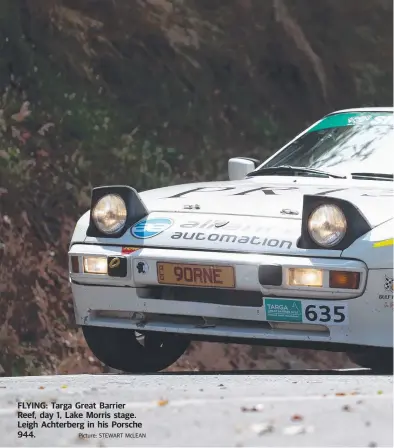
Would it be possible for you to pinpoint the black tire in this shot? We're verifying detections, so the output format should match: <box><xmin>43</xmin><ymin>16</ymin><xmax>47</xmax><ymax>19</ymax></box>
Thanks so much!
<box><xmin>82</xmin><ymin>326</ymin><xmax>190</xmax><ymax>373</ymax></box>
<box><xmin>347</xmin><ymin>348</ymin><xmax>393</xmax><ymax>374</ymax></box>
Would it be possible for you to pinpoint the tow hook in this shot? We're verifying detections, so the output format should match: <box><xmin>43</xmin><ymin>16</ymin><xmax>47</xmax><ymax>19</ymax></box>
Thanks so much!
<box><xmin>196</xmin><ymin>317</ymin><xmax>216</xmax><ymax>328</ymax></box>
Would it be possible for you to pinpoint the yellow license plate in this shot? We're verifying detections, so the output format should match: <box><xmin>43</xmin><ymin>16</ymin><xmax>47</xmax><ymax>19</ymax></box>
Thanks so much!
<box><xmin>157</xmin><ymin>262</ymin><xmax>235</xmax><ymax>288</ymax></box>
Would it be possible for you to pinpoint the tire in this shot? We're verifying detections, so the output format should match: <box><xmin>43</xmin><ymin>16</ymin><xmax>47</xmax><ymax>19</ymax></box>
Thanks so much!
<box><xmin>347</xmin><ymin>348</ymin><xmax>393</xmax><ymax>374</ymax></box>
<box><xmin>82</xmin><ymin>326</ymin><xmax>190</xmax><ymax>373</ymax></box>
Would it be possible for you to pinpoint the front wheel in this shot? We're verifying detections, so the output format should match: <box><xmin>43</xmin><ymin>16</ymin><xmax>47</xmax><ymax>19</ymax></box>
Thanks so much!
<box><xmin>82</xmin><ymin>326</ymin><xmax>190</xmax><ymax>373</ymax></box>
<box><xmin>347</xmin><ymin>348</ymin><xmax>393</xmax><ymax>374</ymax></box>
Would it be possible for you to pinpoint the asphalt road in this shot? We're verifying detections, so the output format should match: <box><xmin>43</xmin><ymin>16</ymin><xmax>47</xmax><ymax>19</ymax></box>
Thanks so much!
<box><xmin>0</xmin><ymin>370</ymin><xmax>392</xmax><ymax>447</ymax></box>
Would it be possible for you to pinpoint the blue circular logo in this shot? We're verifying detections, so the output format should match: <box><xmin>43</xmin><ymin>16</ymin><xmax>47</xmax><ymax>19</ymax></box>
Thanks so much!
<box><xmin>131</xmin><ymin>217</ymin><xmax>173</xmax><ymax>239</ymax></box>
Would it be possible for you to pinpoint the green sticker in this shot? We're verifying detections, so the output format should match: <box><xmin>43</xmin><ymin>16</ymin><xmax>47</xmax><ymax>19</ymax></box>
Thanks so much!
<box><xmin>264</xmin><ymin>298</ymin><xmax>302</xmax><ymax>323</ymax></box>
<box><xmin>309</xmin><ymin>112</ymin><xmax>393</xmax><ymax>132</ymax></box>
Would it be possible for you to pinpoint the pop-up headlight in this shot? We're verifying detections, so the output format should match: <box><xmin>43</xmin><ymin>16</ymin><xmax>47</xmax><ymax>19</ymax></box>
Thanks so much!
<box><xmin>92</xmin><ymin>194</ymin><xmax>127</xmax><ymax>235</ymax></box>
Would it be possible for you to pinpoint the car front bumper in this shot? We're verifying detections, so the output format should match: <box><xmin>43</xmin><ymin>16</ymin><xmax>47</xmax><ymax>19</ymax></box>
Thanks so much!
<box><xmin>68</xmin><ymin>244</ymin><xmax>393</xmax><ymax>349</ymax></box>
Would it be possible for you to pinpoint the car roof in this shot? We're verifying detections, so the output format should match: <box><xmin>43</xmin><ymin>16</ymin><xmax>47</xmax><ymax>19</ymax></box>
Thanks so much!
<box><xmin>327</xmin><ymin>107</ymin><xmax>393</xmax><ymax>116</ymax></box>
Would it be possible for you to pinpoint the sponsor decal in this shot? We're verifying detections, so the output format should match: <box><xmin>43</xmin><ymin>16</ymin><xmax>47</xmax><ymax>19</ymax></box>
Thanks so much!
<box><xmin>264</xmin><ymin>298</ymin><xmax>348</xmax><ymax>325</ymax></box>
<box><xmin>168</xmin><ymin>219</ymin><xmax>293</xmax><ymax>249</ymax></box>
<box><xmin>171</xmin><ymin>231</ymin><xmax>292</xmax><ymax>249</ymax></box>
<box><xmin>183</xmin><ymin>204</ymin><xmax>201</xmax><ymax>210</ymax></box>
<box><xmin>131</xmin><ymin>217</ymin><xmax>173</xmax><ymax>239</ymax></box>
<box><xmin>347</xmin><ymin>115</ymin><xmax>373</xmax><ymax>125</ymax></box>
<box><xmin>179</xmin><ymin>219</ymin><xmax>274</xmax><ymax>233</ymax></box>
<box><xmin>165</xmin><ymin>184</ymin><xmax>392</xmax><ymax>199</ymax></box>
<box><xmin>136</xmin><ymin>261</ymin><xmax>149</xmax><ymax>274</ymax></box>
<box><xmin>122</xmin><ymin>246</ymin><xmax>140</xmax><ymax>254</ymax></box>
<box><xmin>280</xmin><ymin>208</ymin><xmax>299</xmax><ymax>216</ymax></box>
<box><xmin>265</xmin><ymin>299</ymin><xmax>302</xmax><ymax>323</ymax></box>
<box><xmin>362</xmin><ymin>192</ymin><xmax>394</xmax><ymax>197</ymax></box>
<box><xmin>309</xmin><ymin>112</ymin><xmax>393</xmax><ymax>132</ymax></box>
<box><xmin>378</xmin><ymin>275</ymin><xmax>393</xmax><ymax>300</ymax></box>
<box><xmin>384</xmin><ymin>275</ymin><xmax>393</xmax><ymax>292</ymax></box>
<box><xmin>373</xmin><ymin>238</ymin><xmax>394</xmax><ymax>248</ymax></box>
<box><xmin>214</xmin><ymin>220</ymin><xmax>229</xmax><ymax>228</ymax></box>
<box><xmin>166</xmin><ymin>186</ymin><xmax>301</xmax><ymax>198</ymax></box>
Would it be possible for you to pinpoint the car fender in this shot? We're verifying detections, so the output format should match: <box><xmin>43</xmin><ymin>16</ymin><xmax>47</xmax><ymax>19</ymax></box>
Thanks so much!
<box><xmin>342</xmin><ymin>218</ymin><xmax>394</xmax><ymax>269</ymax></box>
<box><xmin>70</xmin><ymin>210</ymin><xmax>90</xmax><ymax>247</ymax></box>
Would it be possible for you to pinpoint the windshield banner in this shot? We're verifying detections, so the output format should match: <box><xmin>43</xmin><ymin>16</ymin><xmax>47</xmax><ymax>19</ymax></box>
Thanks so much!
<box><xmin>310</xmin><ymin>112</ymin><xmax>393</xmax><ymax>132</ymax></box>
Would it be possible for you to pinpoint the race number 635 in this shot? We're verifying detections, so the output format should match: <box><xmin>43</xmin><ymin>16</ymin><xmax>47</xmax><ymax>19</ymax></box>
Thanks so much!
<box><xmin>303</xmin><ymin>304</ymin><xmax>348</xmax><ymax>325</ymax></box>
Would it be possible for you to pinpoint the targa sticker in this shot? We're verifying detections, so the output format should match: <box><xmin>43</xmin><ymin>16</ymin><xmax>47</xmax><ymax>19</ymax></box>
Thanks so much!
<box><xmin>131</xmin><ymin>217</ymin><xmax>173</xmax><ymax>239</ymax></box>
<box><xmin>265</xmin><ymin>299</ymin><xmax>302</xmax><ymax>323</ymax></box>
<box><xmin>264</xmin><ymin>298</ymin><xmax>349</xmax><ymax>325</ymax></box>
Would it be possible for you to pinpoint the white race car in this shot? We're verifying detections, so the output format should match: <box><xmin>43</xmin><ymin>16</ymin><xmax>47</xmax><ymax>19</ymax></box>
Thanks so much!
<box><xmin>69</xmin><ymin>108</ymin><xmax>394</xmax><ymax>373</ymax></box>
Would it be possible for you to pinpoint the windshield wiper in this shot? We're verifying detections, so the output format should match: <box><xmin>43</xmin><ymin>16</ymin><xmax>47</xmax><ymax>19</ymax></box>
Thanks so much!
<box><xmin>247</xmin><ymin>165</ymin><xmax>346</xmax><ymax>179</ymax></box>
<box><xmin>351</xmin><ymin>172</ymin><xmax>393</xmax><ymax>181</ymax></box>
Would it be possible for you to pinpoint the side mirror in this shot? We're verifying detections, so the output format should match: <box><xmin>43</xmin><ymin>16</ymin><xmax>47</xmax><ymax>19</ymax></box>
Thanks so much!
<box><xmin>228</xmin><ymin>157</ymin><xmax>261</xmax><ymax>181</ymax></box>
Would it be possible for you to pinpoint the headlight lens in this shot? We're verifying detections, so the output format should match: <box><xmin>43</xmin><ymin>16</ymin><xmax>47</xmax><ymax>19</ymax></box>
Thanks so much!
<box><xmin>83</xmin><ymin>256</ymin><xmax>108</xmax><ymax>274</ymax></box>
<box><xmin>308</xmin><ymin>204</ymin><xmax>347</xmax><ymax>247</ymax></box>
<box><xmin>288</xmin><ymin>268</ymin><xmax>323</xmax><ymax>287</ymax></box>
<box><xmin>92</xmin><ymin>194</ymin><xmax>127</xmax><ymax>234</ymax></box>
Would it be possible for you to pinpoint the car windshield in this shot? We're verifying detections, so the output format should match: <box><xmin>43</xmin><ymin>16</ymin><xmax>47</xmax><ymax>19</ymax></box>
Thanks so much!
<box><xmin>261</xmin><ymin>111</ymin><xmax>394</xmax><ymax>176</ymax></box>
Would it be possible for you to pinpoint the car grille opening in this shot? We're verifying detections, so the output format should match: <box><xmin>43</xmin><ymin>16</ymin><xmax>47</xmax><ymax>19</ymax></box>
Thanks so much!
<box><xmin>139</xmin><ymin>286</ymin><xmax>263</xmax><ymax>307</ymax></box>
